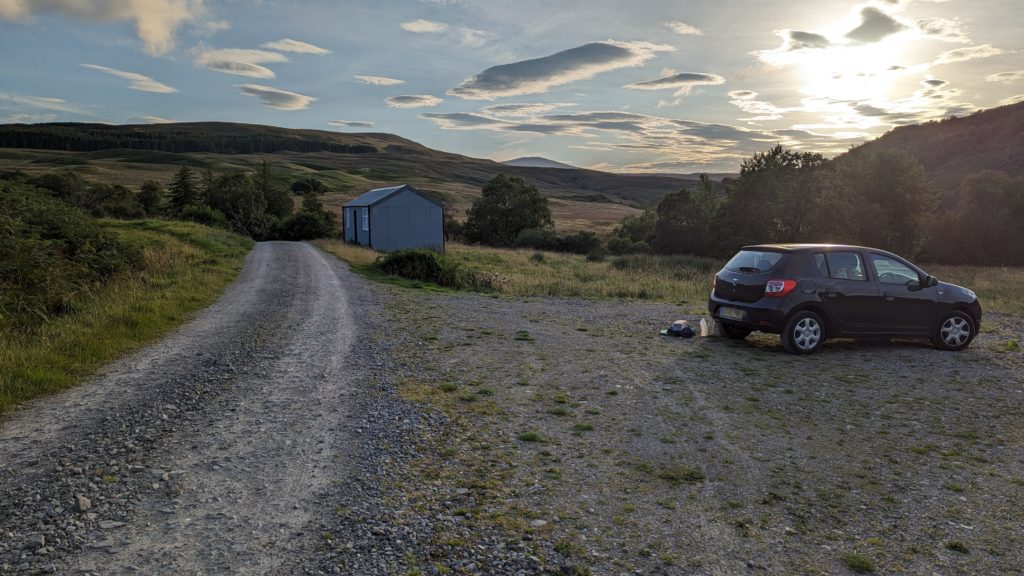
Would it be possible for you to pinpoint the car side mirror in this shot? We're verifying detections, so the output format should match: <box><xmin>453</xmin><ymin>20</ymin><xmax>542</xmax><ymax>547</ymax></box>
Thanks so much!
<box><xmin>925</xmin><ymin>275</ymin><xmax>938</xmax><ymax>287</ymax></box>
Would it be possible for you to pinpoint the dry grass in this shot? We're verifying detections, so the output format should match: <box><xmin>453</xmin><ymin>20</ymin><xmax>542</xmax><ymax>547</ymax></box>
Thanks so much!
<box><xmin>926</xmin><ymin>264</ymin><xmax>1024</xmax><ymax>316</ymax></box>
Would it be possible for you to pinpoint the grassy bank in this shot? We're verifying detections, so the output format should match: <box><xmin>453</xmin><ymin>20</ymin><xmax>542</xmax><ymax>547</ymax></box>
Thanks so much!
<box><xmin>316</xmin><ymin>240</ymin><xmax>718</xmax><ymax>307</ymax></box>
<box><xmin>317</xmin><ymin>241</ymin><xmax>1024</xmax><ymax>316</ymax></box>
<box><xmin>0</xmin><ymin>220</ymin><xmax>252</xmax><ymax>413</ymax></box>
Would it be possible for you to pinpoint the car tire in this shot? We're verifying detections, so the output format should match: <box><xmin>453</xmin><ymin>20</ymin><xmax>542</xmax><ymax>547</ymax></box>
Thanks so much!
<box><xmin>722</xmin><ymin>324</ymin><xmax>752</xmax><ymax>340</ymax></box>
<box><xmin>932</xmin><ymin>310</ymin><xmax>976</xmax><ymax>351</ymax></box>
<box><xmin>781</xmin><ymin>311</ymin><xmax>825</xmax><ymax>355</ymax></box>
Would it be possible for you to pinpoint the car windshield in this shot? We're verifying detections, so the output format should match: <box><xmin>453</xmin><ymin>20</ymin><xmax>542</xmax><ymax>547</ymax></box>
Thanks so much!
<box><xmin>724</xmin><ymin>250</ymin><xmax>784</xmax><ymax>273</ymax></box>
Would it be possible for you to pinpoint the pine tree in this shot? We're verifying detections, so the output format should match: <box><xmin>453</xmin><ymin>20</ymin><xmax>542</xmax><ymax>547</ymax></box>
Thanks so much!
<box><xmin>167</xmin><ymin>166</ymin><xmax>197</xmax><ymax>216</ymax></box>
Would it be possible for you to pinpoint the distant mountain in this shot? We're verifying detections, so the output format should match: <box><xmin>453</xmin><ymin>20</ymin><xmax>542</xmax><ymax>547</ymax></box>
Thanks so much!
<box><xmin>839</xmin><ymin>101</ymin><xmax>1024</xmax><ymax>197</ymax></box>
<box><xmin>502</xmin><ymin>156</ymin><xmax>575</xmax><ymax>170</ymax></box>
<box><xmin>0</xmin><ymin>122</ymin><xmax>696</xmax><ymax>208</ymax></box>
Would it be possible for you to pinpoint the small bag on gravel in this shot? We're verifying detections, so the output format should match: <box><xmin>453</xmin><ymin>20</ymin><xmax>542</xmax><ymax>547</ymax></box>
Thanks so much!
<box><xmin>660</xmin><ymin>320</ymin><xmax>694</xmax><ymax>338</ymax></box>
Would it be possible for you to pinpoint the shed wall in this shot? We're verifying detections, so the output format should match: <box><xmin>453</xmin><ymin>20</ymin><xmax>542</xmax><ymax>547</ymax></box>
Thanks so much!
<box><xmin>370</xmin><ymin>189</ymin><xmax>444</xmax><ymax>251</ymax></box>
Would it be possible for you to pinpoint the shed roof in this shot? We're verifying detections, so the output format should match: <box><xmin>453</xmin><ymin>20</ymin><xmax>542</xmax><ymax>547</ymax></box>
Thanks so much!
<box><xmin>344</xmin><ymin>184</ymin><xmax>443</xmax><ymax>208</ymax></box>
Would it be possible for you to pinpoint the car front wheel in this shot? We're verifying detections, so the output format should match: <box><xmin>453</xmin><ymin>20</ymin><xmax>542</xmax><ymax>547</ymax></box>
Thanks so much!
<box><xmin>932</xmin><ymin>311</ymin><xmax>976</xmax><ymax>351</ymax></box>
<box><xmin>781</xmin><ymin>311</ymin><xmax>824</xmax><ymax>355</ymax></box>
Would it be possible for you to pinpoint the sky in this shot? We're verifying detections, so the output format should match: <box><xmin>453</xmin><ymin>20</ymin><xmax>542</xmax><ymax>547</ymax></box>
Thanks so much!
<box><xmin>1</xmin><ymin>0</ymin><xmax>1022</xmax><ymax>173</ymax></box>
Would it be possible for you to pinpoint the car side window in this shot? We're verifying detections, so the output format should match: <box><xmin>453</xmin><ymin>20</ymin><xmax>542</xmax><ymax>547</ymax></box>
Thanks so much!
<box><xmin>869</xmin><ymin>254</ymin><xmax>920</xmax><ymax>285</ymax></box>
<box><xmin>825</xmin><ymin>252</ymin><xmax>866</xmax><ymax>281</ymax></box>
<box><xmin>813</xmin><ymin>253</ymin><xmax>828</xmax><ymax>277</ymax></box>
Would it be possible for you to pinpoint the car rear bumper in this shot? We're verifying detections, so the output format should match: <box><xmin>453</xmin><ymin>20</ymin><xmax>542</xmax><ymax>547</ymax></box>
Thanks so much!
<box><xmin>708</xmin><ymin>292</ymin><xmax>788</xmax><ymax>333</ymax></box>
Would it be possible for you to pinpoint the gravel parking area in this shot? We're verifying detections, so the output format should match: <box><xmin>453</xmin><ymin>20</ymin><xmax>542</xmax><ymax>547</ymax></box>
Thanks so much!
<box><xmin>381</xmin><ymin>288</ymin><xmax>1024</xmax><ymax>575</ymax></box>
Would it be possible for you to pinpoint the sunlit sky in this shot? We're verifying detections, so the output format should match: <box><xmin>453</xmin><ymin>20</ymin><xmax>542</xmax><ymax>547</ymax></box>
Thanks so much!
<box><xmin>1</xmin><ymin>0</ymin><xmax>1022</xmax><ymax>172</ymax></box>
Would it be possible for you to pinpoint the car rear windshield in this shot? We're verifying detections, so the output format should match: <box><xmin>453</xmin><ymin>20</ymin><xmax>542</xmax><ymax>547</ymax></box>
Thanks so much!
<box><xmin>724</xmin><ymin>250</ymin><xmax>785</xmax><ymax>273</ymax></box>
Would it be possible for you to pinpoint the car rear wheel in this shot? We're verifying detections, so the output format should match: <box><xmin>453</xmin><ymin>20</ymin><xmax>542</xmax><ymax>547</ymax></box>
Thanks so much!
<box><xmin>781</xmin><ymin>311</ymin><xmax>824</xmax><ymax>355</ymax></box>
<box><xmin>722</xmin><ymin>324</ymin><xmax>752</xmax><ymax>340</ymax></box>
<box><xmin>932</xmin><ymin>311</ymin><xmax>976</xmax><ymax>351</ymax></box>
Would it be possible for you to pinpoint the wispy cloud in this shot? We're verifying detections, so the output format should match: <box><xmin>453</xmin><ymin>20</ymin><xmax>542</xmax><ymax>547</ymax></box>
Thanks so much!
<box><xmin>933</xmin><ymin>43</ymin><xmax>1004</xmax><ymax>65</ymax></box>
<box><xmin>0</xmin><ymin>92</ymin><xmax>91</xmax><ymax>115</ymax></box>
<box><xmin>998</xmin><ymin>94</ymin><xmax>1024</xmax><ymax>106</ymax></box>
<box><xmin>234</xmin><ymin>84</ymin><xmax>316</xmax><ymax>110</ymax></box>
<box><xmin>664</xmin><ymin>21</ymin><xmax>703</xmax><ymax>36</ymax></box>
<box><xmin>328</xmin><ymin>120</ymin><xmax>375</xmax><ymax>128</ymax></box>
<box><xmin>137</xmin><ymin>115</ymin><xmax>174</xmax><ymax>124</ymax></box>
<box><xmin>0</xmin><ymin>0</ymin><xmax>210</xmax><ymax>56</ymax></box>
<box><xmin>386</xmin><ymin>94</ymin><xmax>444</xmax><ymax>108</ymax></box>
<box><xmin>624</xmin><ymin>72</ymin><xmax>725</xmax><ymax>96</ymax></box>
<box><xmin>479</xmin><ymin>103</ymin><xmax>576</xmax><ymax>117</ymax></box>
<box><xmin>727</xmin><ymin>90</ymin><xmax>800</xmax><ymax>121</ymax></box>
<box><xmin>986</xmin><ymin>70</ymin><xmax>1024</xmax><ymax>84</ymax></box>
<box><xmin>1</xmin><ymin>113</ymin><xmax>58</xmax><ymax>123</ymax></box>
<box><xmin>916</xmin><ymin>17</ymin><xmax>969</xmax><ymax>43</ymax></box>
<box><xmin>354</xmin><ymin>75</ymin><xmax>405</xmax><ymax>86</ymax></box>
<box><xmin>261</xmin><ymin>38</ymin><xmax>331</xmax><ymax>55</ymax></box>
<box><xmin>401</xmin><ymin>19</ymin><xmax>447</xmax><ymax>33</ymax></box>
<box><xmin>80</xmin><ymin>64</ymin><xmax>177</xmax><ymax>93</ymax></box>
<box><xmin>449</xmin><ymin>40</ymin><xmax>674</xmax><ymax>100</ymax></box>
<box><xmin>194</xmin><ymin>48</ymin><xmax>288</xmax><ymax>79</ymax></box>
<box><xmin>754</xmin><ymin>30</ymin><xmax>832</xmax><ymax>65</ymax></box>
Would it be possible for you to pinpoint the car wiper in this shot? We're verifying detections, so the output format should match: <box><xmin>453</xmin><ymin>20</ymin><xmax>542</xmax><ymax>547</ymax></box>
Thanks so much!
<box><xmin>738</xmin><ymin>266</ymin><xmax>760</xmax><ymax>273</ymax></box>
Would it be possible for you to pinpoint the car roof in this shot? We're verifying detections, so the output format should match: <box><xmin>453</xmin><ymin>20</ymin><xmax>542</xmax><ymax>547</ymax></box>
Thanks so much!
<box><xmin>744</xmin><ymin>243</ymin><xmax>876</xmax><ymax>253</ymax></box>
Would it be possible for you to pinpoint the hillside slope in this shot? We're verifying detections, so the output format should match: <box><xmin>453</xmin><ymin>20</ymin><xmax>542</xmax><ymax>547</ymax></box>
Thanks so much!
<box><xmin>0</xmin><ymin>122</ymin><xmax>694</xmax><ymax>208</ymax></box>
<box><xmin>839</xmin><ymin>101</ymin><xmax>1024</xmax><ymax>196</ymax></box>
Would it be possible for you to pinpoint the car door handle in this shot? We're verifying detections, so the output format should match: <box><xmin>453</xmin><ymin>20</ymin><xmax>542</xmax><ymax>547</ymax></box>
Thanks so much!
<box><xmin>882</xmin><ymin>291</ymin><xmax>895</xmax><ymax>301</ymax></box>
<box><xmin>822</xmin><ymin>289</ymin><xmax>839</xmax><ymax>298</ymax></box>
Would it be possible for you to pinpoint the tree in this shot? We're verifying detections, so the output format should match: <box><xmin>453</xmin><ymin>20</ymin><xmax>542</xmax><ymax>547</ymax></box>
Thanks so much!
<box><xmin>949</xmin><ymin>170</ymin><xmax>1024</xmax><ymax>264</ymax></box>
<box><xmin>205</xmin><ymin>173</ymin><xmax>271</xmax><ymax>238</ymax></box>
<box><xmin>652</xmin><ymin>174</ymin><xmax>721</xmax><ymax>255</ymax></box>
<box><xmin>255</xmin><ymin>161</ymin><xmax>293</xmax><ymax>219</ymax></box>
<box><xmin>167</xmin><ymin>165</ymin><xmax>198</xmax><ymax>216</ymax></box>
<box><xmin>138</xmin><ymin>180</ymin><xmax>163</xmax><ymax>215</ymax></box>
<box><xmin>273</xmin><ymin>191</ymin><xmax>338</xmax><ymax>240</ymax></box>
<box><xmin>291</xmin><ymin>177</ymin><xmax>326</xmax><ymax>194</ymax></box>
<box><xmin>464</xmin><ymin>174</ymin><xmax>553</xmax><ymax>247</ymax></box>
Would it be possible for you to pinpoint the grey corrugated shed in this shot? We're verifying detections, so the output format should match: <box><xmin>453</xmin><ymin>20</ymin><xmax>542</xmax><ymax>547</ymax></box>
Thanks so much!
<box><xmin>344</xmin><ymin>184</ymin><xmax>442</xmax><ymax>208</ymax></box>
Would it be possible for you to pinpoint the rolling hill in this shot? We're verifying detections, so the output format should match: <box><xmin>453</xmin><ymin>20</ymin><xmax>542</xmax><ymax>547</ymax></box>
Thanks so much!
<box><xmin>502</xmin><ymin>156</ymin><xmax>576</xmax><ymax>170</ymax></box>
<box><xmin>837</xmin><ymin>101</ymin><xmax>1024</xmax><ymax>197</ymax></box>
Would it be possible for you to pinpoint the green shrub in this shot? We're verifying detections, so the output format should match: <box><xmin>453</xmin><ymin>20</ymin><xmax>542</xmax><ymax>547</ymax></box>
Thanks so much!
<box><xmin>273</xmin><ymin>211</ymin><xmax>335</xmax><ymax>240</ymax></box>
<box><xmin>841</xmin><ymin>552</ymin><xmax>875</xmax><ymax>573</ymax></box>
<box><xmin>377</xmin><ymin>249</ymin><xmax>494</xmax><ymax>291</ymax></box>
<box><xmin>179</xmin><ymin>204</ymin><xmax>227</xmax><ymax>228</ymax></box>
<box><xmin>0</xmin><ymin>181</ymin><xmax>141</xmax><ymax>325</ymax></box>
<box><xmin>514</xmin><ymin>227</ymin><xmax>558</xmax><ymax>251</ymax></box>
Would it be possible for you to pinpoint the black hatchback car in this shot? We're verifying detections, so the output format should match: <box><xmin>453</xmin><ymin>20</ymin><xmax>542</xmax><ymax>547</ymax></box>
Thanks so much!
<box><xmin>708</xmin><ymin>244</ymin><xmax>982</xmax><ymax>354</ymax></box>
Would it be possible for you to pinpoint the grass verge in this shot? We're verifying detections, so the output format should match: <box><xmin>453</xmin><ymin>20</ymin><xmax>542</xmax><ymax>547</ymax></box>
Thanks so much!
<box><xmin>0</xmin><ymin>219</ymin><xmax>252</xmax><ymax>413</ymax></box>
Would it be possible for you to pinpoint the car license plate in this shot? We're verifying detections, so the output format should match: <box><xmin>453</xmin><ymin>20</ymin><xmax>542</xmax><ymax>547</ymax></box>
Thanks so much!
<box><xmin>719</xmin><ymin>307</ymin><xmax>746</xmax><ymax>321</ymax></box>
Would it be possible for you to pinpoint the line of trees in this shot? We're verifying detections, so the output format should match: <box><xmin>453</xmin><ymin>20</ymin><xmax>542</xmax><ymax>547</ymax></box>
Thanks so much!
<box><xmin>0</xmin><ymin>124</ymin><xmax>378</xmax><ymax>155</ymax></box>
<box><xmin>613</xmin><ymin>144</ymin><xmax>1023</xmax><ymax>265</ymax></box>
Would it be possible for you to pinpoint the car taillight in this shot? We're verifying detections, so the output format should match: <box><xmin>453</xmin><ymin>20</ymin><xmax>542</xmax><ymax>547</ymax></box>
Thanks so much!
<box><xmin>765</xmin><ymin>279</ymin><xmax>797</xmax><ymax>297</ymax></box>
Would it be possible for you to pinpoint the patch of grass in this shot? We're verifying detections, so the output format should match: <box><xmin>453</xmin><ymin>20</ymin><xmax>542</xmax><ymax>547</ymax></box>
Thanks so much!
<box><xmin>945</xmin><ymin>541</ymin><xmax>969</xmax><ymax>554</ymax></box>
<box><xmin>514</xmin><ymin>330</ymin><xmax>535</xmax><ymax>342</ymax></box>
<box><xmin>517</xmin><ymin>431</ymin><xmax>545</xmax><ymax>443</ymax></box>
<box><xmin>656</xmin><ymin>464</ymin><xmax>705</xmax><ymax>484</ymax></box>
<box><xmin>943</xmin><ymin>482</ymin><xmax>965</xmax><ymax>492</ymax></box>
<box><xmin>547</xmin><ymin>407</ymin><xmax>569</xmax><ymax>417</ymax></box>
<box><xmin>841</xmin><ymin>552</ymin><xmax>875</xmax><ymax>573</ymax></box>
<box><xmin>439</xmin><ymin>383</ymin><xmax>459</xmax><ymax>393</ymax></box>
<box><xmin>572</xmin><ymin>422</ymin><xmax>594</xmax><ymax>432</ymax></box>
<box><xmin>0</xmin><ymin>220</ymin><xmax>251</xmax><ymax>414</ymax></box>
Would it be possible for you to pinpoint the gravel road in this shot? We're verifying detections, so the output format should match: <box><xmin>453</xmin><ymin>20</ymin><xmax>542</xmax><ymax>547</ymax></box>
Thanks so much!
<box><xmin>0</xmin><ymin>242</ymin><xmax>441</xmax><ymax>575</ymax></box>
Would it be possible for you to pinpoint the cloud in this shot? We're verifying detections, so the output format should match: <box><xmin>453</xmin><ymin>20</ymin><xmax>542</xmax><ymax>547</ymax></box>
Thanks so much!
<box><xmin>845</xmin><ymin>6</ymin><xmax>908</xmax><ymax>43</ymax></box>
<box><xmin>624</xmin><ymin>72</ymin><xmax>725</xmax><ymax>96</ymax></box>
<box><xmin>234</xmin><ymin>84</ymin><xmax>316</xmax><ymax>110</ymax></box>
<box><xmin>457</xmin><ymin>27</ymin><xmax>489</xmax><ymax>47</ymax></box>
<box><xmin>916</xmin><ymin>17</ymin><xmax>969</xmax><ymax>43</ymax></box>
<box><xmin>986</xmin><ymin>70</ymin><xmax>1024</xmax><ymax>84</ymax></box>
<box><xmin>385</xmin><ymin>94</ymin><xmax>444</xmax><ymax>108</ymax></box>
<box><xmin>0</xmin><ymin>0</ymin><xmax>209</xmax><ymax>56</ymax></box>
<box><xmin>401</xmin><ymin>19</ymin><xmax>447</xmax><ymax>33</ymax></box>
<box><xmin>664</xmin><ymin>20</ymin><xmax>703</xmax><ymax>36</ymax></box>
<box><xmin>419</xmin><ymin>112</ymin><xmax>508</xmax><ymax>130</ymax></box>
<box><xmin>754</xmin><ymin>30</ymin><xmax>831</xmax><ymax>65</ymax></box>
<box><xmin>727</xmin><ymin>90</ymin><xmax>800</xmax><ymax>120</ymax></box>
<box><xmin>353</xmin><ymin>75</ymin><xmax>405</xmax><ymax>86</ymax></box>
<box><xmin>933</xmin><ymin>44</ymin><xmax>1003</xmax><ymax>65</ymax></box>
<box><xmin>479</xmin><ymin>102</ymin><xmax>575</xmax><ymax>117</ymax></box>
<box><xmin>328</xmin><ymin>120</ymin><xmax>375</xmax><ymax>128</ymax></box>
<box><xmin>194</xmin><ymin>47</ymin><xmax>288</xmax><ymax>79</ymax></box>
<box><xmin>80</xmin><ymin>64</ymin><xmax>177</xmax><ymax>93</ymax></box>
<box><xmin>0</xmin><ymin>92</ymin><xmax>91</xmax><ymax>115</ymax></box>
<box><xmin>1</xmin><ymin>113</ymin><xmax>58</xmax><ymax>123</ymax></box>
<box><xmin>137</xmin><ymin>115</ymin><xmax>174</xmax><ymax>123</ymax></box>
<box><xmin>998</xmin><ymin>94</ymin><xmax>1024</xmax><ymax>106</ymax></box>
<box><xmin>260</xmin><ymin>38</ymin><xmax>331</xmax><ymax>55</ymax></box>
<box><xmin>449</xmin><ymin>40</ymin><xmax>674</xmax><ymax>100</ymax></box>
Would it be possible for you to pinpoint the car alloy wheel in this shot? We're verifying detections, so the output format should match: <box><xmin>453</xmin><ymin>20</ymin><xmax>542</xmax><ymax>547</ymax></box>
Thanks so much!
<box><xmin>933</xmin><ymin>311</ymin><xmax>975</xmax><ymax>351</ymax></box>
<box><xmin>782</xmin><ymin>310</ymin><xmax>825</xmax><ymax>355</ymax></box>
